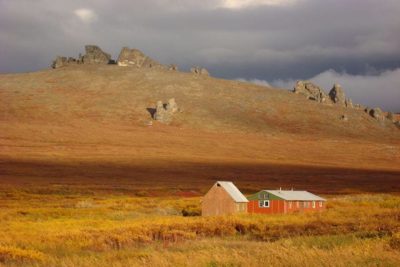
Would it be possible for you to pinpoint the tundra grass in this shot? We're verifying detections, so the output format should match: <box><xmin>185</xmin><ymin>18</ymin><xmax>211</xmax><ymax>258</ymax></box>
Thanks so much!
<box><xmin>0</xmin><ymin>191</ymin><xmax>399</xmax><ymax>266</ymax></box>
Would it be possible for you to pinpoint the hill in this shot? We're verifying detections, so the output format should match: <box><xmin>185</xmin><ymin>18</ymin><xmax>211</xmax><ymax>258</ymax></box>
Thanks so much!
<box><xmin>0</xmin><ymin>63</ymin><xmax>399</xmax><ymax>194</ymax></box>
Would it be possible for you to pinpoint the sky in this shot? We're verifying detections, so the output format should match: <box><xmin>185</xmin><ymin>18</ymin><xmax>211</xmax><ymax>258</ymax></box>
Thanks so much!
<box><xmin>0</xmin><ymin>0</ymin><xmax>399</xmax><ymax>111</ymax></box>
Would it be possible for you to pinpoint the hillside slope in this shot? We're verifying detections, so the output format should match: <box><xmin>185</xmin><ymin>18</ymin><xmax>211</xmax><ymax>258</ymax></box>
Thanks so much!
<box><xmin>0</xmin><ymin>65</ymin><xmax>399</xmax><ymax>193</ymax></box>
<box><xmin>1</xmin><ymin>65</ymin><xmax>398</xmax><ymax>138</ymax></box>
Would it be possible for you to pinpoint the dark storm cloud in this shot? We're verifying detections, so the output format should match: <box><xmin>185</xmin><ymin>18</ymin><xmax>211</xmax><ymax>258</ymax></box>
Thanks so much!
<box><xmin>0</xmin><ymin>0</ymin><xmax>399</xmax><ymax>110</ymax></box>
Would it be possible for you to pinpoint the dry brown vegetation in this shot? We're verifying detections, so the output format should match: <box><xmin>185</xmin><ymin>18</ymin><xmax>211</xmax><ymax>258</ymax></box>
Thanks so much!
<box><xmin>0</xmin><ymin>65</ymin><xmax>399</xmax><ymax>266</ymax></box>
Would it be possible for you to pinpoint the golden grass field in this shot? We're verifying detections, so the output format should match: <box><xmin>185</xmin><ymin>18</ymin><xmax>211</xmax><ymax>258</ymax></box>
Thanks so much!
<box><xmin>0</xmin><ymin>191</ymin><xmax>399</xmax><ymax>266</ymax></box>
<box><xmin>0</xmin><ymin>65</ymin><xmax>399</xmax><ymax>266</ymax></box>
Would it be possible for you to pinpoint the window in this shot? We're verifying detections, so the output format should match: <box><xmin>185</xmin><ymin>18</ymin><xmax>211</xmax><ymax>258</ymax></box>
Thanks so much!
<box><xmin>289</xmin><ymin>201</ymin><xmax>292</xmax><ymax>209</ymax></box>
<box><xmin>296</xmin><ymin>201</ymin><xmax>299</xmax><ymax>208</ymax></box>
<box><xmin>319</xmin><ymin>201</ymin><xmax>323</xmax><ymax>208</ymax></box>
<box><xmin>304</xmin><ymin>201</ymin><xmax>309</xmax><ymax>208</ymax></box>
<box><xmin>259</xmin><ymin>200</ymin><xmax>270</xmax><ymax>208</ymax></box>
<box><xmin>312</xmin><ymin>201</ymin><xmax>316</xmax><ymax>208</ymax></box>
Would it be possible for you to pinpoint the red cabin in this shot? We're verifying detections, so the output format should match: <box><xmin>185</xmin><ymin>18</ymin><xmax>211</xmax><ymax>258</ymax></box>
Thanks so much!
<box><xmin>247</xmin><ymin>189</ymin><xmax>326</xmax><ymax>214</ymax></box>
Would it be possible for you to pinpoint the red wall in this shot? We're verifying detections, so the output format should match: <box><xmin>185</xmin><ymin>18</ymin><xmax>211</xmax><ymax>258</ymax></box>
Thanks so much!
<box><xmin>248</xmin><ymin>200</ymin><xmax>285</xmax><ymax>214</ymax></box>
<box><xmin>248</xmin><ymin>200</ymin><xmax>325</xmax><ymax>214</ymax></box>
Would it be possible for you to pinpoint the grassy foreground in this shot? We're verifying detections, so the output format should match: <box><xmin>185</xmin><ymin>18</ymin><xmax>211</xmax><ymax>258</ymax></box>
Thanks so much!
<box><xmin>0</xmin><ymin>189</ymin><xmax>399</xmax><ymax>266</ymax></box>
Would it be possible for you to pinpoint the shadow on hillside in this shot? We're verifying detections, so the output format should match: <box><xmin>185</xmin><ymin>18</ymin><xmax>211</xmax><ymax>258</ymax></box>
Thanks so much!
<box><xmin>1</xmin><ymin>158</ymin><xmax>400</xmax><ymax>195</ymax></box>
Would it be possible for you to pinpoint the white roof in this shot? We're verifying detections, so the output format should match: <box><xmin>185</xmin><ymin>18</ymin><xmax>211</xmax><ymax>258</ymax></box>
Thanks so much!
<box><xmin>216</xmin><ymin>181</ymin><xmax>248</xmax><ymax>202</ymax></box>
<box><xmin>265</xmin><ymin>190</ymin><xmax>326</xmax><ymax>201</ymax></box>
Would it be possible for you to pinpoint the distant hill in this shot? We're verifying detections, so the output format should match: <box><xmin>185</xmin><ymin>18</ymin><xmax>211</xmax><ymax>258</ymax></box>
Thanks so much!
<box><xmin>0</xmin><ymin>65</ymin><xmax>398</xmax><ymax>138</ymax></box>
<box><xmin>0</xmin><ymin>62</ymin><xmax>399</xmax><ymax>192</ymax></box>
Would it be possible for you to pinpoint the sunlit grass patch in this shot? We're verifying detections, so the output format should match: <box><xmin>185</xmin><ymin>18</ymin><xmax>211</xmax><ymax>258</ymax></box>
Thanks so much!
<box><xmin>0</xmin><ymin>246</ymin><xmax>46</xmax><ymax>264</ymax></box>
<box><xmin>0</xmin><ymin>190</ymin><xmax>399</xmax><ymax>266</ymax></box>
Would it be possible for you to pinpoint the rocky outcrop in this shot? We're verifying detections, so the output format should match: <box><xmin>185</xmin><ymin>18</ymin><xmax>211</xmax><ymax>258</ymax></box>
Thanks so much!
<box><xmin>290</xmin><ymin>80</ymin><xmax>396</xmax><ymax>127</ymax></box>
<box><xmin>52</xmin><ymin>56</ymin><xmax>68</xmax><ymax>69</ymax></box>
<box><xmin>329</xmin><ymin>83</ymin><xmax>346</xmax><ymax>106</ymax></box>
<box><xmin>51</xmin><ymin>45</ymin><xmax>111</xmax><ymax>68</ymax></box>
<box><xmin>82</xmin><ymin>45</ymin><xmax>111</xmax><ymax>64</ymax></box>
<box><xmin>293</xmin><ymin>81</ymin><xmax>330</xmax><ymax>103</ymax></box>
<box><xmin>52</xmin><ymin>56</ymin><xmax>82</xmax><ymax>69</ymax></box>
<box><xmin>293</xmin><ymin>81</ymin><xmax>358</xmax><ymax>109</ymax></box>
<box><xmin>117</xmin><ymin>47</ymin><xmax>163</xmax><ymax>68</ymax></box>
<box><xmin>191</xmin><ymin>66</ymin><xmax>209</xmax><ymax>76</ymax></box>
<box><xmin>153</xmin><ymin>98</ymin><xmax>179</xmax><ymax>123</ymax></box>
<box><xmin>51</xmin><ymin>45</ymin><xmax>177</xmax><ymax>70</ymax></box>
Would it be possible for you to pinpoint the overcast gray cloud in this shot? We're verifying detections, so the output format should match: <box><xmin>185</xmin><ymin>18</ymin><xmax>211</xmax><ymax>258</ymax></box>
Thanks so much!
<box><xmin>0</xmin><ymin>0</ymin><xmax>399</xmax><ymax>110</ymax></box>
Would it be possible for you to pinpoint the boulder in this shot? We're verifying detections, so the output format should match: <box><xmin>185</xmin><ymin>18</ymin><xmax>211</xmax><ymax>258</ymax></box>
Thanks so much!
<box><xmin>67</xmin><ymin>57</ymin><xmax>77</xmax><ymax>63</ymax></box>
<box><xmin>166</xmin><ymin>98</ymin><xmax>179</xmax><ymax>113</ymax></box>
<box><xmin>355</xmin><ymin>104</ymin><xmax>366</xmax><ymax>110</ymax></box>
<box><xmin>117</xmin><ymin>47</ymin><xmax>163</xmax><ymax>68</ymax></box>
<box><xmin>369</xmin><ymin>108</ymin><xmax>385</xmax><ymax>121</ymax></box>
<box><xmin>329</xmin><ymin>83</ymin><xmax>346</xmax><ymax>106</ymax></box>
<box><xmin>154</xmin><ymin>101</ymin><xmax>168</xmax><ymax>122</ymax></box>
<box><xmin>293</xmin><ymin>81</ymin><xmax>330</xmax><ymax>103</ymax></box>
<box><xmin>168</xmin><ymin>64</ymin><xmax>178</xmax><ymax>71</ymax></box>
<box><xmin>82</xmin><ymin>45</ymin><xmax>111</xmax><ymax>64</ymax></box>
<box><xmin>345</xmin><ymin>98</ymin><xmax>353</xmax><ymax>108</ymax></box>
<box><xmin>386</xmin><ymin>112</ymin><xmax>395</xmax><ymax>122</ymax></box>
<box><xmin>153</xmin><ymin>98</ymin><xmax>179</xmax><ymax>123</ymax></box>
<box><xmin>191</xmin><ymin>66</ymin><xmax>210</xmax><ymax>76</ymax></box>
<box><xmin>51</xmin><ymin>56</ymin><xmax>68</xmax><ymax>69</ymax></box>
<box><xmin>340</xmin><ymin>115</ymin><xmax>348</xmax><ymax>121</ymax></box>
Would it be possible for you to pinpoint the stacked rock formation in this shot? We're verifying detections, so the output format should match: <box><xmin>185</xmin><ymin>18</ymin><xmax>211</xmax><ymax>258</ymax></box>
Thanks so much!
<box><xmin>82</xmin><ymin>45</ymin><xmax>111</xmax><ymax>64</ymax></box>
<box><xmin>153</xmin><ymin>98</ymin><xmax>179</xmax><ymax>123</ymax></box>
<box><xmin>117</xmin><ymin>47</ymin><xmax>163</xmax><ymax>68</ymax></box>
<box><xmin>293</xmin><ymin>81</ymin><xmax>330</xmax><ymax>103</ymax></box>
<box><xmin>328</xmin><ymin>83</ymin><xmax>355</xmax><ymax>108</ymax></box>
<box><xmin>191</xmin><ymin>66</ymin><xmax>210</xmax><ymax>76</ymax></box>
<box><xmin>328</xmin><ymin>84</ymin><xmax>346</xmax><ymax>105</ymax></box>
